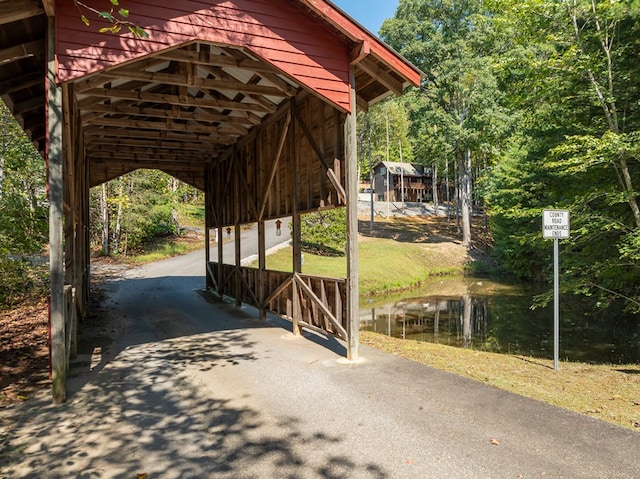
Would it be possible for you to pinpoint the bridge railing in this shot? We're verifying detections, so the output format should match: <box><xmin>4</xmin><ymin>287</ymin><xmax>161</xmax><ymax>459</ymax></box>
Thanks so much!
<box><xmin>207</xmin><ymin>262</ymin><xmax>347</xmax><ymax>340</ymax></box>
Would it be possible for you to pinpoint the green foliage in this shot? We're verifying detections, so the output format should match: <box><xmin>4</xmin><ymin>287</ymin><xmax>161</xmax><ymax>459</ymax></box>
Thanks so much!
<box><xmin>483</xmin><ymin>0</ymin><xmax>640</xmax><ymax>315</ymax></box>
<box><xmin>90</xmin><ymin>170</ymin><xmax>204</xmax><ymax>256</ymax></box>
<box><xmin>357</xmin><ymin>99</ymin><xmax>413</xmax><ymax>181</ymax></box>
<box><xmin>74</xmin><ymin>0</ymin><xmax>149</xmax><ymax>38</ymax></box>
<box><xmin>299</xmin><ymin>208</ymin><xmax>346</xmax><ymax>257</ymax></box>
<box><xmin>0</xmin><ymin>259</ymin><xmax>48</xmax><ymax>309</ymax></box>
<box><xmin>0</xmin><ymin>100</ymin><xmax>48</xmax><ymax>308</ymax></box>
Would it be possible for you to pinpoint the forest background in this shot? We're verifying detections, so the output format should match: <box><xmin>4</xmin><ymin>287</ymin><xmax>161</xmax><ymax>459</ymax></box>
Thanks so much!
<box><xmin>1</xmin><ymin>0</ymin><xmax>639</xmax><ymax>330</ymax></box>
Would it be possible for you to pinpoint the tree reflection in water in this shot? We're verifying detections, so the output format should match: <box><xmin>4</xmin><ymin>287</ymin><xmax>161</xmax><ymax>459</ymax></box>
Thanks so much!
<box><xmin>361</xmin><ymin>277</ymin><xmax>639</xmax><ymax>364</ymax></box>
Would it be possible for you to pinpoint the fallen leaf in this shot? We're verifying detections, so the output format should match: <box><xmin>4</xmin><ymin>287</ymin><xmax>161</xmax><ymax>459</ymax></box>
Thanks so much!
<box><xmin>490</xmin><ymin>438</ymin><xmax>500</xmax><ymax>446</ymax></box>
<box><xmin>136</xmin><ymin>473</ymin><xmax>148</xmax><ymax>479</ymax></box>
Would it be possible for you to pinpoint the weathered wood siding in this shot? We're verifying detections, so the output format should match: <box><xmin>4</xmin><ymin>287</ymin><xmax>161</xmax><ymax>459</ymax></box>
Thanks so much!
<box><xmin>55</xmin><ymin>0</ymin><xmax>351</xmax><ymax>111</ymax></box>
<box><xmin>206</xmin><ymin>93</ymin><xmax>345</xmax><ymax>228</ymax></box>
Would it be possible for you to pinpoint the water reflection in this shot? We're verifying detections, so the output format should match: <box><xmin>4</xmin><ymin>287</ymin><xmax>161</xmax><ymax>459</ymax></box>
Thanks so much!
<box><xmin>361</xmin><ymin>277</ymin><xmax>640</xmax><ymax>364</ymax></box>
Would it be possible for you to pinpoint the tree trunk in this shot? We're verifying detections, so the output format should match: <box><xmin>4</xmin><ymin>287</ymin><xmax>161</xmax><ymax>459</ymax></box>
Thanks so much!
<box><xmin>432</xmin><ymin>162</ymin><xmax>439</xmax><ymax>216</ymax></box>
<box><xmin>458</xmin><ymin>148</ymin><xmax>472</xmax><ymax>248</ymax></box>
<box><xmin>0</xmin><ymin>107</ymin><xmax>5</xmax><ymax>202</ymax></box>
<box><xmin>101</xmin><ymin>183</ymin><xmax>109</xmax><ymax>255</ymax></box>
<box><xmin>113</xmin><ymin>179</ymin><xmax>123</xmax><ymax>254</ymax></box>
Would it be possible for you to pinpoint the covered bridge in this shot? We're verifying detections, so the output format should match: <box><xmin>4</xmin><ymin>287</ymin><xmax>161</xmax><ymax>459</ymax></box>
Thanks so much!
<box><xmin>0</xmin><ymin>0</ymin><xmax>421</xmax><ymax>403</ymax></box>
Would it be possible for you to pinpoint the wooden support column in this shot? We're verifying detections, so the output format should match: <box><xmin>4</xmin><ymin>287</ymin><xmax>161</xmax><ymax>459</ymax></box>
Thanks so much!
<box><xmin>47</xmin><ymin>16</ymin><xmax>66</xmax><ymax>404</ymax></box>
<box><xmin>290</xmin><ymin>100</ymin><xmax>301</xmax><ymax>335</ymax></box>
<box><xmin>258</xmin><ymin>219</ymin><xmax>266</xmax><ymax>320</ymax></box>
<box><xmin>345</xmin><ymin>66</ymin><xmax>360</xmax><ymax>361</ymax></box>
<box><xmin>235</xmin><ymin>223</ymin><xmax>241</xmax><ymax>307</ymax></box>
<box><xmin>217</xmin><ymin>226</ymin><xmax>223</xmax><ymax>297</ymax></box>
<box><xmin>204</xmin><ymin>173</ymin><xmax>213</xmax><ymax>289</ymax></box>
<box><xmin>234</xmin><ymin>148</ymin><xmax>241</xmax><ymax>307</ymax></box>
<box><xmin>205</xmin><ymin>221</ymin><xmax>212</xmax><ymax>289</ymax></box>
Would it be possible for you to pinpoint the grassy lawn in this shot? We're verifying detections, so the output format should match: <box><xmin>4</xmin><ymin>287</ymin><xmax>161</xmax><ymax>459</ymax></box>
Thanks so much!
<box><xmin>259</xmin><ymin>237</ymin><xmax>467</xmax><ymax>296</ymax></box>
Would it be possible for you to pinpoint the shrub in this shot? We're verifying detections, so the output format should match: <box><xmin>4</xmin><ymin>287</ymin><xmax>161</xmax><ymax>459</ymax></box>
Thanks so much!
<box><xmin>299</xmin><ymin>208</ymin><xmax>346</xmax><ymax>256</ymax></box>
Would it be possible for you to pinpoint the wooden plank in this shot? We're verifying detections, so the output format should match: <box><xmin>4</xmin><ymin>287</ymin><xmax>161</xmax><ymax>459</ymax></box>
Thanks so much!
<box><xmin>0</xmin><ymin>39</ymin><xmax>44</xmax><ymax>66</ymax></box>
<box><xmin>0</xmin><ymin>0</ymin><xmax>43</xmax><ymax>25</ymax></box>
<box><xmin>294</xmin><ymin>274</ymin><xmax>347</xmax><ymax>339</ymax></box>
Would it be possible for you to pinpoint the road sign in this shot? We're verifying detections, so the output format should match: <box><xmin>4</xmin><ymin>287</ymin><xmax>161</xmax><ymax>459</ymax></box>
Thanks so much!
<box><xmin>542</xmin><ymin>209</ymin><xmax>570</xmax><ymax>370</ymax></box>
<box><xmin>542</xmin><ymin>209</ymin><xmax>570</xmax><ymax>239</ymax></box>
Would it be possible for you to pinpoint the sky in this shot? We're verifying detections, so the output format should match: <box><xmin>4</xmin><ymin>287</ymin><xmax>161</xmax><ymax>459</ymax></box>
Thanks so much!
<box><xmin>331</xmin><ymin>0</ymin><xmax>399</xmax><ymax>35</ymax></box>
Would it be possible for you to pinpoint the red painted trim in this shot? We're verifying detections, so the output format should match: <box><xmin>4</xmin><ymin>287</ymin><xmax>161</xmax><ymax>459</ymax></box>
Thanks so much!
<box><xmin>297</xmin><ymin>0</ymin><xmax>422</xmax><ymax>87</ymax></box>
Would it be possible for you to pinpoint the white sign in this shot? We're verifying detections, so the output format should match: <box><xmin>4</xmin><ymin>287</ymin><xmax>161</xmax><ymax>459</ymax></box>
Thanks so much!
<box><xmin>543</xmin><ymin>209</ymin><xmax>570</xmax><ymax>239</ymax></box>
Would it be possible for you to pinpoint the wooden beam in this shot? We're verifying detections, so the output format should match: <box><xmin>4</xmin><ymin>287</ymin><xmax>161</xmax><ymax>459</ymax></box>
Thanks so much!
<box><xmin>41</xmin><ymin>0</ymin><xmax>54</xmax><ymax>17</ymax></box>
<box><xmin>82</xmin><ymin>116</ymin><xmax>244</xmax><ymax>136</ymax></box>
<box><xmin>345</xmin><ymin>66</ymin><xmax>360</xmax><ymax>361</ymax></box>
<box><xmin>89</xmin><ymin>156</ymin><xmax>209</xmax><ymax>170</ymax></box>
<box><xmin>85</xmin><ymin>137</ymin><xmax>218</xmax><ymax>152</ymax></box>
<box><xmin>47</xmin><ymin>16</ymin><xmax>66</xmax><ymax>404</ymax></box>
<box><xmin>80</xmin><ymin>103</ymin><xmax>260</xmax><ymax>127</ymax></box>
<box><xmin>98</xmin><ymin>69</ymin><xmax>293</xmax><ymax>98</ymax></box>
<box><xmin>78</xmin><ymin>87</ymin><xmax>274</xmax><ymax>114</ymax></box>
<box><xmin>154</xmin><ymin>48</ymin><xmax>282</xmax><ymax>75</ymax></box>
<box><xmin>350</xmin><ymin>40</ymin><xmax>370</xmax><ymax>65</ymax></box>
<box><xmin>82</xmin><ymin>124</ymin><xmax>236</xmax><ymax>144</ymax></box>
<box><xmin>0</xmin><ymin>39</ymin><xmax>44</xmax><ymax>66</ymax></box>
<box><xmin>357</xmin><ymin>57</ymin><xmax>404</xmax><ymax>97</ymax></box>
<box><xmin>0</xmin><ymin>71</ymin><xmax>42</xmax><ymax>95</ymax></box>
<box><xmin>0</xmin><ymin>0</ymin><xmax>44</xmax><ymax>25</ymax></box>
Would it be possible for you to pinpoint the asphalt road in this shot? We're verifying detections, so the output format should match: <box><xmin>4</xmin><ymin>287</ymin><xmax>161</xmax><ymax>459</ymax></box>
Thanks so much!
<box><xmin>1</xmin><ymin>249</ymin><xmax>639</xmax><ymax>478</ymax></box>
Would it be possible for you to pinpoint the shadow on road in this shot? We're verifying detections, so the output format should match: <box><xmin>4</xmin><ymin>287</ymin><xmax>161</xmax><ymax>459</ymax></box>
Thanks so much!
<box><xmin>0</xmin><ymin>273</ymin><xmax>381</xmax><ymax>478</ymax></box>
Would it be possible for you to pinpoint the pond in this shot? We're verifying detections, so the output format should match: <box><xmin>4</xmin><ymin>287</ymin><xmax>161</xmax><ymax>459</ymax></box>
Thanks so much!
<box><xmin>360</xmin><ymin>276</ymin><xmax>640</xmax><ymax>364</ymax></box>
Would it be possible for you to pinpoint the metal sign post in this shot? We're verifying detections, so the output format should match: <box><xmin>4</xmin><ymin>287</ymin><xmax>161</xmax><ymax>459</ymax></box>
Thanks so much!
<box><xmin>542</xmin><ymin>209</ymin><xmax>570</xmax><ymax>371</ymax></box>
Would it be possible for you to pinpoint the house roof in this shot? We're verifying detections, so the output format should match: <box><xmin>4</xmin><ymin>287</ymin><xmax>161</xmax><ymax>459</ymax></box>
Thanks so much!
<box><xmin>0</xmin><ymin>0</ymin><xmax>422</xmax><ymax>188</ymax></box>
<box><xmin>375</xmin><ymin>161</ymin><xmax>428</xmax><ymax>177</ymax></box>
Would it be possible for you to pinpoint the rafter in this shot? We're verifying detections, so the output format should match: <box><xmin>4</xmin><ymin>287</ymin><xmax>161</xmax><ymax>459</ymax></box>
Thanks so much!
<box><xmin>98</xmin><ymin>69</ymin><xmax>293</xmax><ymax>98</ymax></box>
<box><xmin>77</xmin><ymin>87</ymin><xmax>274</xmax><ymax>114</ymax></box>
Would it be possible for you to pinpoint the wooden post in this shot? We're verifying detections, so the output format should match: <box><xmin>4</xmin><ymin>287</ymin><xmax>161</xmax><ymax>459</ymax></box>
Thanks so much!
<box><xmin>205</xmin><ymin>222</ymin><xmax>212</xmax><ymax>289</ymax></box>
<box><xmin>235</xmin><ymin>223</ymin><xmax>241</xmax><ymax>307</ymax></box>
<box><xmin>217</xmin><ymin>226</ymin><xmax>223</xmax><ymax>297</ymax></box>
<box><xmin>290</xmin><ymin>100</ymin><xmax>302</xmax><ymax>335</ymax></box>
<box><xmin>204</xmin><ymin>176</ymin><xmax>213</xmax><ymax>289</ymax></box>
<box><xmin>345</xmin><ymin>66</ymin><xmax>360</xmax><ymax>361</ymax></box>
<box><xmin>47</xmin><ymin>16</ymin><xmax>66</xmax><ymax>403</ymax></box>
<box><xmin>258</xmin><ymin>219</ymin><xmax>266</xmax><ymax>320</ymax></box>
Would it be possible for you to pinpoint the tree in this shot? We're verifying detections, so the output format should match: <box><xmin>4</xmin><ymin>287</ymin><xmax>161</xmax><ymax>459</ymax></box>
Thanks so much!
<box><xmin>357</xmin><ymin>98</ymin><xmax>412</xmax><ymax>183</ymax></box>
<box><xmin>380</xmin><ymin>0</ymin><xmax>510</xmax><ymax>247</ymax></box>
<box><xmin>0</xmin><ymin>100</ymin><xmax>48</xmax><ymax>308</ymax></box>
<box><xmin>485</xmin><ymin>0</ymin><xmax>640</xmax><ymax>312</ymax></box>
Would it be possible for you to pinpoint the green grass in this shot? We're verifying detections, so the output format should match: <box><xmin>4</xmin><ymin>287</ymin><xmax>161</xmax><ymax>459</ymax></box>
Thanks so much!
<box><xmin>176</xmin><ymin>204</ymin><xmax>205</xmax><ymax>228</ymax></box>
<box><xmin>124</xmin><ymin>239</ymin><xmax>201</xmax><ymax>264</ymax></box>
<box><xmin>260</xmin><ymin>238</ymin><xmax>466</xmax><ymax>296</ymax></box>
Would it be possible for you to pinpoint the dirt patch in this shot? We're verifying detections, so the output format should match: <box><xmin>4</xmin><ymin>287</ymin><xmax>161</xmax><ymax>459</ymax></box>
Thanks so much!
<box><xmin>359</xmin><ymin>215</ymin><xmax>491</xmax><ymax>247</ymax></box>
<box><xmin>0</xmin><ymin>299</ymin><xmax>50</xmax><ymax>406</ymax></box>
